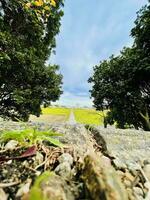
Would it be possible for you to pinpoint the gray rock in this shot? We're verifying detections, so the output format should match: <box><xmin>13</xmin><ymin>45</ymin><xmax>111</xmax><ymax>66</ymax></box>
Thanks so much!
<box><xmin>58</xmin><ymin>153</ymin><xmax>73</xmax><ymax>165</ymax></box>
<box><xmin>133</xmin><ymin>187</ymin><xmax>144</xmax><ymax>197</ymax></box>
<box><xmin>35</xmin><ymin>152</ymin><xmax>44</xmax><ymax>165</ymax></box>
<box><xmin>143</xmin><ymin>159</ymin><xmax>150</xmax><ymax>165</ymax></box>
<box><xmin>54</xmin><ymin>162</ymin><xmax>72</xmax><ymax>178</ymax></box>
<box><xmin>5</xmin><ymin>140</ymin><xmax>18</xmax><ymax>150</ymax></box>
<box><xmin>55</xmin><ymin>153</ymin><xmax>73</xmax><ymax>178</ymax></box>
<box><xmin>143</xmin><ymin>164</ymin><xmax>150</xmax><ymax>181</ymax></box>
<box><xmin>113</xmin><ymin>158</ymin><xmax>127</xmax><ymax>170</ymax></box>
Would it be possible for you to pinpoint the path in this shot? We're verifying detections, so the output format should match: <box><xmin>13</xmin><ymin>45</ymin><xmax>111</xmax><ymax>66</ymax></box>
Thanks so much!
<box><xmin>68</xmin><ymin>110</ymin><xmax>77</xmax><ymax>125</ymax></box>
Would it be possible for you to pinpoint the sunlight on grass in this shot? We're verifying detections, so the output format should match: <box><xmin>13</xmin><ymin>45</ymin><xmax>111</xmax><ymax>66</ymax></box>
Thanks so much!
<box><xmin>42</xmin><ymin>107</ymin><xmax>71</xmax><ymax>120</ymax></box>
<box><xmin>73</xmin><ymin>108</ymin><xmax>105</xmax><ymax>125</ymax></box>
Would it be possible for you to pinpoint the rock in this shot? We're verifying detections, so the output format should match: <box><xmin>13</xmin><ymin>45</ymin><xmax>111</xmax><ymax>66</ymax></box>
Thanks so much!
<box><xmin>81</xmin><ymin>154</ymin><xmax>128</xmax><ymax>200</ymax></box>
<box><xmin>0</xmin><ymin>188</ymin><xmax>8</xmax><ymax>200</ymax></box>
<box><xmin>55</xmin><ymin>153</ymin><xmax>73</xmax><ymax>178</ymax></box>
<box><xmin>113</xmin><ymin>158</ymin><xmax>127</xmax><ymax>170</ymax></box>
<box><xmin>126</xmin><ymin>188</ymin><xmax>136</xmax><ymax>200</ymax></box>
<box><xmin>143</xmin><ymin>164</ymin><xmax>150</xmax><ymax>181</ymax></box>
<box><xmin>143</xmin><ymin>159</ymin><xmax>150</xmax><ymax>165</ymax></box>
<box><xmin>16</xmin><ymin>179</ymin><xmax>32</xmax><ymax>197</ymax></box>
<box><xmin>55</xmin><ymin>162</ymin><xmax>72</xmax><ymax>178</ymax></box>
<box><xmin>124</xmin><ymin>180</ymin><xmax>131</xmax><ymax>188</ymax></box>
<box><xmin>5</xmin><ymin>140</ymin><xmax>18</xmax><ymax>150</ymax></box>
<box><xmin>133</xmin><ymin>187</ymin><xmax>144</xmax><ymax>197</ymax></box>
<box><xmin>116</xmin><ymin>170</ymin><xmax>125</xmax><ymax>179</ymax></box>
<box><xmin>35</xmin><ymin>152</ymin><xmax>44</xmax><ymax>165</ymax></box>
<box><xmin>30</xmin><ymin>172</ymin><xmax>75</xmax><ymax>200</ymax></box>
<box><xmin>124</xmin><ymin>172</ymin><xmax>134</xmax><ymax>182</ymax></box>
<box><xmin>58</xmin><ymin>153</ymin><xmax>73</xmax><ymax>165</ymax></box>
<box><xmin>127</xmin><ymin>162</ymin><xmax>140</xmax><ymax>172</ymax></box>
<box><xmin>100</xmin><ymin>155</ymin><xmax>111</xmax><ymax>167</ymax></box>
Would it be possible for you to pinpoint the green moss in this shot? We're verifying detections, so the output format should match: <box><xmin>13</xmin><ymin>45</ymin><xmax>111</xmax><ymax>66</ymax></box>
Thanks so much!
<box><xmin>29</xmin><ymin>171</ymin><xmax>55</xmax><ymax>200</ymax></box>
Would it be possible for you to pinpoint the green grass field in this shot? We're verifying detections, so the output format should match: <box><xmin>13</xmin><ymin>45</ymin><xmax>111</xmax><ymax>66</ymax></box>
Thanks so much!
<box><xmin>30</xmin><ymin>107</ymin><xmax>71</xmax><ymax>123</ymax></box>
<box><xmin>42</xmin><ymin>107</ymin><xmax>70</xmax><ymax>119</ymax></box>
<box><xmin>73</xmin><ymin>108</ymin><xmax>105</xmax><ymax>125</ymax></box>
<box><xmin>30</xmin><ymin>107</ymin><xmax>106</xmax><ymax>125</ymax></box>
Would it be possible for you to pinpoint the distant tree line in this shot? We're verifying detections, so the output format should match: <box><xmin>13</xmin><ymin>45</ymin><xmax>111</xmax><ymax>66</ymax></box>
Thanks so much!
<box><xmin>0</xmin><ymin>0</ymin><xmax>64</xmax><ymax>121</ymax></box>
<box><xmin>89</xmin><ymin>1</ymin><xmax>150</xmax><ymax>131</ymax></box>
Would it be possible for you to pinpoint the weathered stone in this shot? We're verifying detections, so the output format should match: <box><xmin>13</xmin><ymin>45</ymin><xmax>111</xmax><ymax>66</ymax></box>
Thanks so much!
<box><xmin>55</xmin><ymin>153</ymin><xmax>74</xmax><ymax>178</ymax></box>
<box><xmin>116</xmin><ymin>170</ymin><xmax>125</xmax><ymax>179</ymax></box>
<box><xmin>124</xmin><ymin>172</ymin><xmax>135</xmax><ymax>182</ymax></box>
<box><xmin>58</xmin><ymin>153</ymin><xmax>73</xmax><ymax>165</ymax></box>
<box><xmin>113</xmin><ymin>158</ymin><xmax>127</xmax><ymax>170</ymax></box>
<box><xmin>124</xmin><ymin>180</ymin><xmax>131</xmax><ymax>188</ymax></box>
<box><xmin>100</xmin><ymin>155</ymin><xmax>111</xmax><ymax>167</ymax></box>
<box><xmin>143</xmin><ymin>164</ymin><xmax>150</xmax><ymax>181</ymax></box>
<box><xmin>133</xmin><ymin>187</ymin><xmax>144</xmax><ymax>197</ymax></box>
<box><xmin>143</xmin><ymin>159</ymin><xmax>150</xmax><ymax>165</ymax></box>
<box><xmin>81</xmin><ymin>154</ymin><xmax>128</xmax><ymax>200</ymax></box>
<box><xmin>5</xmin><ymin>140</ymin><xmax>18</xmax><ymax>150</ymax></box>
<box><xmin>16</xmin><ymin>179</ymin><xmax>32</xmax><ymax>197</ymax></box>
<box><xmin>54</xmin><ymin>162</ymin><xmax>72</xmax><ymax>178</ymax></box>
<box><xmin>32</xmin><ymin>173</ymin><xmax>75</xmax><ymax>200</ymax></box>
<box><xmin>34</xmin><ymin>152</ymin><xmax>44</xmax><ymax>165</ymax></box>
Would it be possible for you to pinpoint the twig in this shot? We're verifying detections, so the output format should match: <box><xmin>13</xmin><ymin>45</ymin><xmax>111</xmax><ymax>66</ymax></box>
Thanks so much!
<box><xmin>0</xmin><ymin>181</ymin><xmax>20</xmax><ymax>188</ymax></box>
<box><xmin>35</xmin><ymin>157</ymin><xmax>49</xmax><ymax>170</ymax></box>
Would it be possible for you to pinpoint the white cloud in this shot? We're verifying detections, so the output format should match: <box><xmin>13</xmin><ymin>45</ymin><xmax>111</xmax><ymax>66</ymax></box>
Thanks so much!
<box><xmin>52</xmin><ymin>91</ymin><xmax>93</xmax><ymax>107</ymax></box>
<box><xmin>49</xmin><ymin>0</ymin><xmax>147</xmax><ymax>106</ymax></box>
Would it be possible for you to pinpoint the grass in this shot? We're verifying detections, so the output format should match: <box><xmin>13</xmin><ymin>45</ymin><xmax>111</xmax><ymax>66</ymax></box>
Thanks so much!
<box><xmin>73</xmin><ymin>108</ymin><xmax>106</xmax><ymax>125</ymax></box>
<box><xmin>30</xmin><ymin>107</ymin><xmax>71</xmax><ymax>123</ymax></box>
<box><xmin>42</xmin><ymin>107</ymin><xmax>70</xmax><ymax>119</ymax></box>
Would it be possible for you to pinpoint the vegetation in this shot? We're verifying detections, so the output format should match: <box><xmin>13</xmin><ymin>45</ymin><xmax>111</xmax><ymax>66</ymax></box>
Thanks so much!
<box><xmin>0</xmin><ymin>0</ymin><xmax>64</xmax><ymax>121</ymax></box>
<box><xmin>0</xmin><ymin>128</ymin><xmax>63</xmax><ymax>147</ymax></box>
<box><xmin>73</xmin><ymin>108</ymin><xmax>105</xmax><ymax>125</ymax></box>
<box><xmin>29</xmin><ymin>171</ymin><xmax>55</xmax><ymax>200</ymax></box>
<box><xmin>89</xmin><ymin>1</ymin><xmax>150</xmax><ymax>131</ymax></box>
<box><xmin>42</xmin><ymin>107</ymin><xmax>70</xmax><ymax>119</ymax></box>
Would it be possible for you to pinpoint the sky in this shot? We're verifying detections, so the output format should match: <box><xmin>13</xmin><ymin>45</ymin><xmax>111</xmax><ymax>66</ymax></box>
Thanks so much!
<box><xmin>49</xmin><ymin>0</ymin><xmax>147</xmax><ymax>107</ymax></box>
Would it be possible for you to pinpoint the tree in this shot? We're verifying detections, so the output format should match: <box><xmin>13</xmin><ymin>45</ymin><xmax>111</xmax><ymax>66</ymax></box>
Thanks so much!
<box><xmin>89</xmin><ymin>1</ymin><xmax>150</xmax><ymax>130</ymax></box>
<box><xmin>0</xmin><ymin>0</ymin><xmax>64</xmax><ymax>121</ymax></box>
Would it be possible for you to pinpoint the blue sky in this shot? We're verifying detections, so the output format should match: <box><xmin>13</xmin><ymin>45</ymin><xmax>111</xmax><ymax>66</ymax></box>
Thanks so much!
<box><xmin>49</xmin><ymin>0</ymin><xmax>147</xmax><ymax>107</ymax></box>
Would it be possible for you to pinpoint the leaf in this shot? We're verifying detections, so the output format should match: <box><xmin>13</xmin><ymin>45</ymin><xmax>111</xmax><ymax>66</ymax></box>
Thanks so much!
<box><xmin>33</xmin><ymin>0</ymin><xmax>44</xmax><ymax>7</ymax></box>
<box><xmin>0</xmin><ymin>146</ymin><xmax>36</xmax><ymax>163</ymax></box>
<box><xmin>25</xmin><ymin>3</ymin><xmax>31</xmax><ymax>9</ymax></box>
<box><xmin>40</xmin><ymin>136</ymin><xmax>63</xmax><ymax>147</ymax></box>
<box><xmin>44</xmin><ymin>6</ymin><xmax>50</xmax><ymax>11</ymax></box>
<box><xmin>50</xmin><ymin>0</ymin><xmax>56</xmax><ymax>7</ymax></box>
<box><xmin>29</xmin><ymin>171</ymin><xmax>55</xmax><ymax>200</ymax></box>
<box><xmin>20</xmin><ymin>146</ymin><xmax>36</xmax><ymax>158</ymax></box>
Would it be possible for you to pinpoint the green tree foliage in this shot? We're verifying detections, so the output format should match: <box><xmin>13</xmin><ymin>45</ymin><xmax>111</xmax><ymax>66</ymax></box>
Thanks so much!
<box><xmin>0</xmin><ymin>0</ymin><xmax>64</xmax><ymax>121</ymax></box>
<box><xmin>89</xmin><ymin>1</ymin><xmax>150</xmax><ymax>131</ymax></box>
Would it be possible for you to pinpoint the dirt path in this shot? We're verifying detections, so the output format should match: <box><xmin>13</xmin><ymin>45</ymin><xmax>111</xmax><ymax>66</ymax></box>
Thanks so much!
<box><xmin>68</xmin><ymin>110</ymin><xmax>76</xmax><ymax>125</ymax></box>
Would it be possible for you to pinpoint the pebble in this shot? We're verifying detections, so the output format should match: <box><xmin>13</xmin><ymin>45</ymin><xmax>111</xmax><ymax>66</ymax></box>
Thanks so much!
<box><xmin>55</xmin><ymin>153</ymin><xmax>74</xmax><ymax>178</ymax></box>
<box><xmin>5</xmin><ymin>140</ymin><xmax>18</xmax><ymax>150</ymax></box>
<box><xmin>35</xmin><ymin>152</ymin><xmax>44</xmax><ymax>165</ymax></box>
<box><xmin>58</xmin><ymin>153</ymin><xmax>73</xmax><ymax>165</ymax></box>
<box><xmin>16</xmin><ymin>179</ymin><xmax>32</xmax><ymax>197</ymax></box>
<box><xmin>55</xmin><ymin>162</ymin><xmax>72</xmax><ymax>178</ymax></box>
